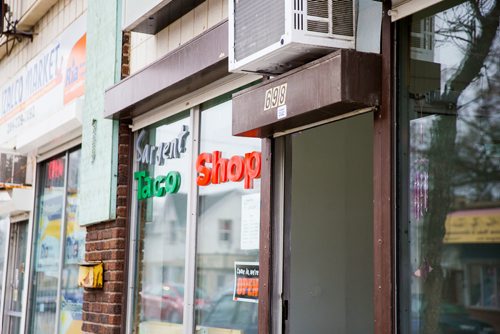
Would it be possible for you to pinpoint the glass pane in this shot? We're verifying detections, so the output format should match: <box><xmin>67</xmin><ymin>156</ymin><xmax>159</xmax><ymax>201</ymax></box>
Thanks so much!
<box><xmin>8</xmin><ymin>317</ymin><xmax>21</xmax><ymax>333</ymax></box>
<box><xmin>0</xmin><ymin>216</ymin><xmax>8</xmax><ymax>304</ymax></box>
<box><xmin>7</xmin><ymin>221</ymin><xmax>28</xmax><ymax>313</ymax></box>
<box><xmin>59</xmin><ymin>149</ymin><xmax>84</xmax><ymax>334</ymax></box>
<box><xmin>134</xmin><ymin>112</ymin><xmax>191</xmax><ymax>333</ymax></box>
<box><xmin>195</xmin><ymin>99</ymin><xmax>260</xmax><ymax>334</ymax></box>
<box><xmin>2</xmin><ymin>220</ymin><xmax>28</xmax><ymax>334</ymax></box>
<box><xmin>29</xmin><ymin>155</ymin><xmax>66</xmax><ymax>334</ymax></box>
<box><xmin>399</xmin><ymin>2</ymin><xmax>500</xmax><ymax>333</ymax></box>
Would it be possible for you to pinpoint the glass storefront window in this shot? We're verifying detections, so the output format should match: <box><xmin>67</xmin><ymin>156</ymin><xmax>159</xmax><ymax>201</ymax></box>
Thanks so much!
<box><xmin>3</xmin><ymin>219</ymin><xmax>28</xmax><ymax>334</ymax></box>
<box><xmin>398</xmin><ymin>1</ymin><xmax>500</xmax><ymax>333</ymax></box>
<box><xmin>133</xmin><ymin>111</ymin><xmax>191</xmax><ymax>333</ymax></box>
<box><xmin>131</xmin><ymin>93</ymin><xmax>261</xmax><ymax>334</ymax></box>
<box><xmin>30</xmin><ymin>155</ymin><xmax>66</xmax><ymax>334</ymax></box>
<box><xmin>29</xmin><ymin>148</ymin><xmax>84</xmax><ymax>334</ymax></box>
<box><xmin>195</xmin><ymin>99</ymin><xmax>260</xmax><ymax>333</ymax></box>
<box><xmin>59</xmin><ymin>149</ymin><xmax>85</xmax><ymax>334</ymax></box>
<box><xmin>0</xmin><ymin>216</ymin><xmax>7</xmax><ymax>303</ymax></box>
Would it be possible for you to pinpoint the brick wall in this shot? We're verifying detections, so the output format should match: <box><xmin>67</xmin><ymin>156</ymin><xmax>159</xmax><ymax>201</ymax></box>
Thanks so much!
<box><xmin>82</xmin><ymin>121</ymin><xmax>132</xmax><ymax>334</ymax></box>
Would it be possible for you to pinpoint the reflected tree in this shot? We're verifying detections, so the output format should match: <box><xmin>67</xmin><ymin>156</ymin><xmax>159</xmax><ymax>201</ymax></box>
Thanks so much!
<box><xmin>416</xmin><ymin>0</ymin><xmax>500</xmax><ymax>332</ymax></box>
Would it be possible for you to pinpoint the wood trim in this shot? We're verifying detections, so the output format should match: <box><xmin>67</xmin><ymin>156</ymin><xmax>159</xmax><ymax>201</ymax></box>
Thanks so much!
<box><xmin>390</xmin><ymin>0</ymin><xmax>443</xmax><ymax>21</ymax></box>
<box><xmin>104</xmin><ymin>20</ymin><xmax>229</xmax><ymax>120</ymax></box>
<box><xmin>258</xmin><ymin>138</ymin><xmax>272</xmax><ymax>334</ymax></box>
<box><xmin>373</xmin><ymin>2</ymin><xmax>394</xmax><ymax>334</ymax></box>
<box><xmin>120</xmin><ymin>120</ymin><xmax>134</xmax><ymax>334</ymax></box>
<box><xmin>127</xmin><ymin>0</ymin><xmax>205</xmax><ymax>34</ymax></box>
<box><xmin>232</xmin><ymin>50</ymin><xmax>381</xmax><ymax>138</ymax></box>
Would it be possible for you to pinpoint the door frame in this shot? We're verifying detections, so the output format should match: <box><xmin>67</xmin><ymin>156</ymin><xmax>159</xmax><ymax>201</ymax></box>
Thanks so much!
<box><xmin>252</xmin><ymin>10</ymin><xmax>394</xmax><ymax>333</ymax></box>
<box><xmin>0</xmin><ymin>214</ymin><xmax>31</xmax><ymax>334</ymax></box>
<box><xmin>270</xmin><ymin>112</ymin><xmax>377</xmax><ymax>334</ymax></box>
<box><xmin>2</xmin><ymin>218</ymin><xmax>29</xmax><ymax>333</ymax></box>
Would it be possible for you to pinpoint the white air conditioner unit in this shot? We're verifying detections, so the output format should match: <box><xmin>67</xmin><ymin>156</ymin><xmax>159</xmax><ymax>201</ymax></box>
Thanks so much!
<box><xmin>229</xmin><ymin>0</ymin><xmax>356</xmax><ymax>75</ymax></box>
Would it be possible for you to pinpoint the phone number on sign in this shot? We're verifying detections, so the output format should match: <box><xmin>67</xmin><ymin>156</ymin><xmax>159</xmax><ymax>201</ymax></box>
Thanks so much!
<box><xmin>7</xmin><ymin>106</ymin><xmax>35</xmax><ymax>134</ymax></box>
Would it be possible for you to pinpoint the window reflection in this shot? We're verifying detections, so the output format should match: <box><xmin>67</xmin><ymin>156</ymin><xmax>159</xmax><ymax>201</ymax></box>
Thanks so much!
<box><xmin>400</xmin><ymin>1</ymin><xmax>500</xmax><ymax>333</ymax></box>
<box><xmin>134</xmin><ymin>112</ymin><xmax>191</xmax><ymax>333</ymax></box>
<box><xmin>30</xmin><ymin>155</ymin><xmax>66</xmax><ymax>334</ymax></box>
<box><xmin>195</xmin><ymin>100</ymin><xmax>260</xmax><ymax>334</ymax></box>
<box><xmin>0</xmin><ymin>216</ymin><xmax>7</xmax><ymax>304</ymax></box>
<box><xmin>59</xmin><ymin>149</ymin><xmax>85</xmax><ymax>334</ymax></box>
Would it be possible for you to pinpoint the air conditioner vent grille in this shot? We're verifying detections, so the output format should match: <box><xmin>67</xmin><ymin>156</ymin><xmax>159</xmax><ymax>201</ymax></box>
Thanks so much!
<box><xmin>234</xmin><ymin>0</ymin><xmax>285</xmax><ymax>61</ymax></box>
<box><xmin>331</xmin><ymin>0</ymin><xmax>354</xmax><ymax>37</ymax></box>
<box><xmin>307</xmin><ymin>20</ymin><xmax>329</xmax><ymax>34</ymax></box>
<box><xmin>307</xmin><ymin>0</ymin><xmax>328</xmax><ymax>18</ymax></box>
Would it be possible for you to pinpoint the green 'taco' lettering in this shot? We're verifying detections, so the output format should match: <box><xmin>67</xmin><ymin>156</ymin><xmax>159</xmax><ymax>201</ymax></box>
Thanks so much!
<box><xmin>134</xmin><ymin>170</ymin><xmax>181</xmax><ymax>200</ymax></box>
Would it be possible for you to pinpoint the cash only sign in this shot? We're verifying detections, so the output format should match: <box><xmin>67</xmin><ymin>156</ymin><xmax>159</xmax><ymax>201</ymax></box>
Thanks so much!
<box><xmin>134</xmin><ymin>126</ymin><xmax>262</xmax><ymax>200</ymax></box>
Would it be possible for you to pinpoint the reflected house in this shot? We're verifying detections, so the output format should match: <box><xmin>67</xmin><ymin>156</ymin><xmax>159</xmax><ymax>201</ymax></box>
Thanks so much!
<box><xmin>197</xmin><ymin>189</ymin><xmax>256</xmax><ymax>299</ymax></box>
<box><xmin>441</xmin><ymin>207</ymin><xmax>500</xmax><ymax>332</ymax></box>
<box><xmin>141</xmin><ymin>187</ymin><xmax>254</xmax><ymax>314</ymax></box>
<box><xmin>143</xmin><ymin>194</ymin><xmax>188</xmax><ymax>287</ymax></box>
<box><xmin>143</xmin><ymin>188</ymin><xmax>254</xmax><ymax>296</ymax></box>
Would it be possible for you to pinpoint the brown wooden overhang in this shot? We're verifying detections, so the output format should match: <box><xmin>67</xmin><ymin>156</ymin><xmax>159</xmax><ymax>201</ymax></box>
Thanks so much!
<box><xmin>128</xmin><ymin>0</ymin><xmax>205</xmax><ymax>34</ymax></box>
<box><xmin>232</xmin><ymin>49</ymin><xmax>381</xmax><ymax>138</ymax></box>
<box><xmin>104</xmin><ymin>20</ymin><xmax>228</xmax><ymax>120</ymax></box>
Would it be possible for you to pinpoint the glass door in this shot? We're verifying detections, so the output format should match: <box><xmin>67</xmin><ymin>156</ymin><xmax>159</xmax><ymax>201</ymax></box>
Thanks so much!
<box><xmin>2</xmin><ymin>220</ymin><xmax>29</xmax><ymax>334</ymax></box>
<box><xmin>280</xmin><ymin>113</ymin><xmax>374</xmax><ymax>334</ymax></box>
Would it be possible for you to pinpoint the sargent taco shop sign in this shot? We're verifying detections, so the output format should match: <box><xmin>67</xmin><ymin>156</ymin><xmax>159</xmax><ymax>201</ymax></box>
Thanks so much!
<box><xmin>196</xmin><ymin>151</ymin><xmax>261</xmax><ymax>189</ymax></box>
<box><xmin>134</xmin><ymin>126</ymin><xmax>189</xmax><ymax>200</ymax></box>
<box><xmin>134</xmin><ymin>125</ymin><xmax>262</xmax><ymax>201</ymax></box>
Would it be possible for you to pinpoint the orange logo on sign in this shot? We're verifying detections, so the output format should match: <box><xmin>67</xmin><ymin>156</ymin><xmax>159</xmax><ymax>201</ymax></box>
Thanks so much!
<box><xmin>63</xmin><ymin>34</ymin><xmax>86</xmax><ymax>104</ymax></box>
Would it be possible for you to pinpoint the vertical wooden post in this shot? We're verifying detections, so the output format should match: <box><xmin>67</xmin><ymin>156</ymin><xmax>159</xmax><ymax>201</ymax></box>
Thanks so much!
<box><xmin>373</xmin><ymin>2</ymin><xmax>394</xmax><ymax>334</ymax></box>
<box><xmin>258</xmin><ymin>138</ymin><xmax>272</xmax><ymax>334</ymax></box>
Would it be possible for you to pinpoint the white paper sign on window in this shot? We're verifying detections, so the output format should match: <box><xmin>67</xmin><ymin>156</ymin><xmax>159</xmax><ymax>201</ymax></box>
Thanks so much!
<box><xmin>240</xmin><ymin>193</ymin><xmax>260</xmax><ymax>250</ymax></box>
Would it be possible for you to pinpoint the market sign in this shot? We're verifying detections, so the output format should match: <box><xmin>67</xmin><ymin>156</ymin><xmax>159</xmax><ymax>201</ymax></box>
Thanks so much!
<box><xmin>444</xmin><ymin>208</ymin><xmax>500</xmax><ymax>243</ymax></box>
<box><xmin>196</xmin><ymin>151</ymin><xmax>261</xmax><ymax>189</ymax></box>
<box><xmin>234</xmin><ymin>262</ymin><xmax>259</xmax><ymax>303</ymax></box>
<box><xmin>0</xmin><ymin>15</ymin><xmax>86</xmax><ymax>147</ymax></box>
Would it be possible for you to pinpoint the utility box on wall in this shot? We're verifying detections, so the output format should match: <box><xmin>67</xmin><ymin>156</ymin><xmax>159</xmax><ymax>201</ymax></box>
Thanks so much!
<box><xmin>229</xmin><ymin>0</ymin><xmax>356</xmax><ymax>75</ymax></box>
<box><xmin>78</xmin><ymin>262</ymin><xmax>103</xmax><ymax>288</ymax></box>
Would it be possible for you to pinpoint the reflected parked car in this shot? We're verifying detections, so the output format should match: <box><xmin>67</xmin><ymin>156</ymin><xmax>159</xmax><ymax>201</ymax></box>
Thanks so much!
<box><xmin>411</xmin><ymin>302</ymin><xmax>495</xmax><ymax>334</ymax></box>
<box><xmin>439</xmin><ymin>304</ymin><xmax>495</xmax><ymax>334</ymax></box>
<box><xmin>201</xmin><ymin>293</ymin><xmax>257</xmax><ymax>334</ymax></box>
<box><xmin>141</xmin><ymin>283</ymin><xmax>209</xmax><ymax>323</ymax></box>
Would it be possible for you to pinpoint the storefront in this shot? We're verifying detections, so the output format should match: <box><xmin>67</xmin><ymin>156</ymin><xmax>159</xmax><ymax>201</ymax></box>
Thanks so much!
<box><xmin>126</xmin><ymin>93</ymin><xmax>261</xmax><ymax>334</ymax></box>
<box><xmin>28</xmin><ymin>148</ymin><xmax>85</xmax><ymax>334</ymax></box>
<box><xmin>102</xmin><ymin>0</ymin><xmax>500</xmax><ymax>333</ymax></box>
<box><xmin>105</xmin><ymin>20</ymin><xmax>383</xmax><ymax>333</ymax></box>
<box><xmin>0</xmin><ymin>10</ymin><xmax>87</xmax><ymax>334</ymax></box>
<box><xmin>231</xmin><ymin>49</ymin><xmax>382</xmax><ymax>334</ymax></box>
<box><xmin>0</xmin><ymin>178</ymin><xmax>32</xmax><ymax>334</ymax></box>
<box><xmin>104</xmin><ymin>19</ymin><xmax>264</xmax><ymax>333</ymax></box>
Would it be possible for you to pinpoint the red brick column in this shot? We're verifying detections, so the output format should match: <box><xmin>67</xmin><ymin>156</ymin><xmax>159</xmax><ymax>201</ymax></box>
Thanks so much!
<box><xmin>82</xmin><ymin>122</ymin><xmax>132</xmax><ymax>334</ymax></box>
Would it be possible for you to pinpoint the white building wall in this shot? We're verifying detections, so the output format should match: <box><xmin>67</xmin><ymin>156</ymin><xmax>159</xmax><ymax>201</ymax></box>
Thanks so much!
<box><xmin>129</xmin><ymin>0</ymin><xmax>228</xmax><ymax>74</ymax></box>
<box><xmin>0</xmin><ymin>0</ymin><xmax>87</xmax><ymax>88</ymax></box>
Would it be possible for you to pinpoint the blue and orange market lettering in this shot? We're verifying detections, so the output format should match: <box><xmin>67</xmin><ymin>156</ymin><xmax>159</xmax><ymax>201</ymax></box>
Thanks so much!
<box><xmin>134</xmin><ymin>170</ymin><xmax>181</xmax><ymax>200</ymax></box>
